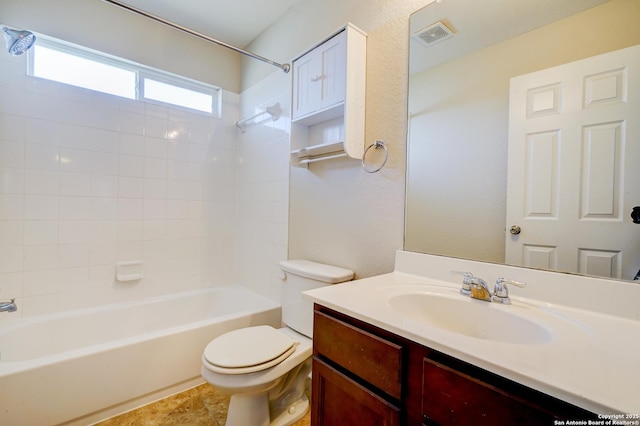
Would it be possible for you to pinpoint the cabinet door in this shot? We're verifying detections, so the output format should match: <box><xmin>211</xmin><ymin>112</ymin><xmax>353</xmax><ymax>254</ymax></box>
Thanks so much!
<box><xmin>316</xmin><ymin>31</ymin><xmax>346</xmax><ymax>112</ymax></box>
<box><xmin>422</xmin><ymin>358</ymin><xmax>558</xmax><ymax>425</ymax></box>
<box><xmin>312</xmin><ymin>358</ymin><xmax>401</xmax><ymax>426</ymax></box>
<box><xmin>292</xmin><ymin>31</ymin><xmax>346</xmax><ymax>120</ymax></box>
<box><xmin>292</xmin><ymin>47</ymin><xmax>318</xmax><ymax>119</ymax></box>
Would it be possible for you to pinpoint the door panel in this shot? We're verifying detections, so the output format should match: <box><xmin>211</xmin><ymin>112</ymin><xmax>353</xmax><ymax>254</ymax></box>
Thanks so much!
<box><xmin>506</xmin><ymin>44</ymin><xmax>640</xmax><ymax>280</ymax></box>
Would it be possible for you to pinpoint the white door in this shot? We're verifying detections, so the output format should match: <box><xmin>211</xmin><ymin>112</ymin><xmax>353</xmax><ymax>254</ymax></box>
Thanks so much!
<box><xmin>506</xmin><ymin>44</ymin><xmax>640</xmax><ymax>280</ymax></box>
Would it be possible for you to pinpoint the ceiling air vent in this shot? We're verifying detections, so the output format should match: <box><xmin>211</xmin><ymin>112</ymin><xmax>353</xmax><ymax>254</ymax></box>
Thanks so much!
<box><xmin>412</xmin><ymin>21</ymin><xmax>454</xmax><ymax>47</ymax></box>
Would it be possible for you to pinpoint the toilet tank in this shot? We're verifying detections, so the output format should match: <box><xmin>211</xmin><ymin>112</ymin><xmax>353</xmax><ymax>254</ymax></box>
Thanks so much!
<box><xmin>279</xmin><ymin>260</ymin><xmax>354</xmax><ymax>338</ymax></box>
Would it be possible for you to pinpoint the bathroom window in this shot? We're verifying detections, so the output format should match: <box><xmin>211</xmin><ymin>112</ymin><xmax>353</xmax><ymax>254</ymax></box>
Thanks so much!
<box><xmin>141</xmin><ymin>75</ymin><xmax>216</xmax><ymax>113</ymax></box>
<box><xmin>28</xmin><ymin>36</ymin><xmax>220</xmax><ymax>116</ymax></box>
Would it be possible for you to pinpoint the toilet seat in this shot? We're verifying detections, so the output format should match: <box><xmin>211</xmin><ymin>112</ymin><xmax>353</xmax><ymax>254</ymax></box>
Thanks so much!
<box><xmin>203</xmin><ymin>325</ymin><xmax>298</xmax><ymax>375</ymax></box>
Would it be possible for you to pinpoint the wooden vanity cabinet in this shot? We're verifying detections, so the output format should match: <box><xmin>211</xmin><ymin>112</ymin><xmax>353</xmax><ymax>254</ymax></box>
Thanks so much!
<box><xmin>312</xmin><ymin>308</ymin><xmax>405</xmax><ymax>425</ymax></box>
<box><xmin>311</xmin><ymin>305</ymin><xmax>596</xmax><ymax>426</ymax></box>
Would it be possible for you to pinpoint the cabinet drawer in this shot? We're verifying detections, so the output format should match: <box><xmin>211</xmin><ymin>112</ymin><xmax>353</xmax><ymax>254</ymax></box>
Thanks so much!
<box><xmin>313</xmin><ymin>310</ymin><xmax>404</xmax><ymax>399</ymax></box>
<box><xmin>422</xmin><ymin>358</ymin><xmax>556</xmax><ymax>425</ymax></box>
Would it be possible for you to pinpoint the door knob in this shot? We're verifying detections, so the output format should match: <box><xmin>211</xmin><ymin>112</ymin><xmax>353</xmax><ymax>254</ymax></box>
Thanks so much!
<box><xmin>632</xmin><ymin>206</ymin><xmax>640</xmax><ymax>224</ymax></box>
<box><xmin>509</xmin><ymin>225</ymin><xmax>521</xmax><ymax>235</ymax></box>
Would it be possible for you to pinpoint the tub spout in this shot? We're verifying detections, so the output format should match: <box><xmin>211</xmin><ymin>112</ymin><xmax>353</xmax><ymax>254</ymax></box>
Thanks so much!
<box><xmin>0</xmin><ymin>299</ymin><xmax>17</xmax><ymax>313</ymax></box>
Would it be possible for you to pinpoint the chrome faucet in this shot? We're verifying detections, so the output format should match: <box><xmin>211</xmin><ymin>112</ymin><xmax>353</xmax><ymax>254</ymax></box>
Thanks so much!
<box><xmin>0</xmin><ymin>299</ymin><xmax>17</xmax><ymax>313</ymax></box>
<box><xmin>491</xmin><ymin>278</ymin><xmax>527</xmax><ymax>304</ymax></box>
<box><xmin>460</xmin><ymin>273</ymin><xmax>492</xmax><ymax>302</ymax></box>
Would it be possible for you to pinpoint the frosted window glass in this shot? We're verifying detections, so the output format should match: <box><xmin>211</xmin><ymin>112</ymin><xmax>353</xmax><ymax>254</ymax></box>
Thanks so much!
<box><xmin>33</xmin><ymin>45</ymin><xmax>136</xmax><ymax>99</ymax></box>
<box><xmin>143</xmin><ymin>78</ymin><xmax>213</xmax><ymax>113</ymax></box>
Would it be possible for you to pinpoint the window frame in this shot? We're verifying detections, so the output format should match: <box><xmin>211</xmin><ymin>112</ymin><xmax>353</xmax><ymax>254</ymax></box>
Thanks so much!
<box><xmin>27</xmin><ymin>35</ymin><xmax>221</xmax><ymax>117</ymax></box>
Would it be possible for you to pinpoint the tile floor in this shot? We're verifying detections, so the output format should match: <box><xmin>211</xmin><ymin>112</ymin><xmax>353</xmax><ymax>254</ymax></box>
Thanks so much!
<box><xmin>94</xmin><ymin>380</ymin><xmax>311</xmax><ymax>426</ymax></box>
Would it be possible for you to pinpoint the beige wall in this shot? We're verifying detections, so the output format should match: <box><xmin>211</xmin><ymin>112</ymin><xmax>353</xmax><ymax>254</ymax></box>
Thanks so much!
<box><xmin>243</xmin><ymin>0</ymin><xmax>437</xmax><ymax>278</ymax></box>
<box><xmin>243</xmin><ymin>0</ymin><xmax>640</xmax><ymax>278</ymax></box>
<box><xmin>0</xmin><ymin>0</ymin><xmax>241</xmax><ymax>91</ymax></box>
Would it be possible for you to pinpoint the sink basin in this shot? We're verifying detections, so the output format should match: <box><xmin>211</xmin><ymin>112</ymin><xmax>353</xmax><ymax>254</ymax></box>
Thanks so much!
<box><xmin>388</xmin><ymin>292</ymin><xmax>552</xmax><ymax>345</ymax></box>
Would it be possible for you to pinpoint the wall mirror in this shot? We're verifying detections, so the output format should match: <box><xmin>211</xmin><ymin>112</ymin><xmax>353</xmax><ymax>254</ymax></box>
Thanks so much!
<box><xmin>405</xmin><ymin>0</ymin><xmax>640</xmax><ymax>281</ymax></box>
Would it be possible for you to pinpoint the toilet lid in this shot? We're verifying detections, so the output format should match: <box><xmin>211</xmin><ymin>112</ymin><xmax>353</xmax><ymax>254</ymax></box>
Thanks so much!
<box><xmin>203</xmin><ymin>325</ymin><xmax>297</xmax><ymax>373</ymax></box>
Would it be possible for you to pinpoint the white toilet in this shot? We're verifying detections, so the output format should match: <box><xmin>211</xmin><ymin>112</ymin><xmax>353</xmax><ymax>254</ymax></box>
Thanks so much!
<box><xmin>201</xmin><ymin>259</ymin><xmax>354</xmax><ymax>426</ymax></box>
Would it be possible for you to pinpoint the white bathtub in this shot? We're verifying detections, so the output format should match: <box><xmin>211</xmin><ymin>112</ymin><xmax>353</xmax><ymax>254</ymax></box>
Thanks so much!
<box><xmin>0</xmin><ymin>286</ymin><xmax>281</xmax><ymax>426</ymax></box>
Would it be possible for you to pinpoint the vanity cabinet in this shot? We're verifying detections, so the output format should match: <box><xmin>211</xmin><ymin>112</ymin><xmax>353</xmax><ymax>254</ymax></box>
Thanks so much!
<box><xmin>312</xmin><ymin>309</ymin><xmax>403</xmax><ymax>425</ymax></box>
<box><xmin>290</xmin><ymin>23</ymin><xmax>366</xmax><ymax>167</ymax></box>
<box><xmin>312</xmin><ymin>305</ymin><xmax>596</xmax><ymax>426</ymax></box>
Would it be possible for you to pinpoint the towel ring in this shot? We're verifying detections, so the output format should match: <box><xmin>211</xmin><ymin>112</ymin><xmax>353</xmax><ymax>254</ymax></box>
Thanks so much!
<box><xmin>361</xmin><ymin>140</ymin><xmax>388</xmax><ymax>173</ymax></box>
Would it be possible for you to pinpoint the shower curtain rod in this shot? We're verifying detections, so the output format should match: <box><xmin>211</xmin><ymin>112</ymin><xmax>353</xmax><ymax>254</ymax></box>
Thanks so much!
<box><xmin>102</xmin><ymin>0</ymin><xmax>290</xmax><ymax>73</ymax></box>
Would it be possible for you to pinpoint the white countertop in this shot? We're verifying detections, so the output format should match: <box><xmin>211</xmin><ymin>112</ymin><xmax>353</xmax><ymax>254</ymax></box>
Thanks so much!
<box><xmin>303</xmin><ymin>252</ymin><xmax>640</xmax><ymax>415</ymax></box>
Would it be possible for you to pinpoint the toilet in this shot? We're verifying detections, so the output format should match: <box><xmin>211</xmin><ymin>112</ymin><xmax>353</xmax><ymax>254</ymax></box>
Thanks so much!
<box><xmin>201</xmin><ymin>259</ymin><xmax>354</xmax><ymax>426</ymax></box>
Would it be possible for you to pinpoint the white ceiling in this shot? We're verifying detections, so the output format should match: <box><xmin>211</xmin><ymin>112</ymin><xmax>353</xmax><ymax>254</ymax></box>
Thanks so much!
<box><xmin>109</xmin><ymin>0</ymin><xmax>611</xmax><ymax>70</ymax></box>
<box><xmin>112</xmin><ymin>0</ymin><xmax>303</xmax><ymax>47</ymax></box>
<box><xmin>410</xmin><ymin>0</ymin><xmax>610</xmax><ymax>74</ymax></box>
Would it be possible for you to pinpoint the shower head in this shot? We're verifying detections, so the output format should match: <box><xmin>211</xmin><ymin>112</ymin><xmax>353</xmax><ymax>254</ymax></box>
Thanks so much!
<box><xmin>2</xmin><ymin>26</ymin><xmax>36</xmax><ymax>56</ymax></box>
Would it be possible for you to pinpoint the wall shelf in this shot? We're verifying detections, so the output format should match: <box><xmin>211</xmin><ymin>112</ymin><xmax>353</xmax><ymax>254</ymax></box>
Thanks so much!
<box><xmin>292</xmin><ymin>141</ymin><xmax>347</xmax><ymax>164</ymax></box>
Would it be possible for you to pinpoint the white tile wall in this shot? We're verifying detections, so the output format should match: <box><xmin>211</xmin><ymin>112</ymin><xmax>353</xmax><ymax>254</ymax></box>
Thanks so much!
<box><xmin>236</xmin><ymin>71</ymin><xmax>291</xmax><ymax>303</ymax></box>
<box><xmin>0</xmin><ymin>53</ymin><xmax>240</xmax><ymax>322</ymax></box>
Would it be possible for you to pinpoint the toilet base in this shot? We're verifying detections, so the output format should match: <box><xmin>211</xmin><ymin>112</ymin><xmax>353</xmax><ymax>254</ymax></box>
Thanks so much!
<box><xmin>226</xmin><ymin>392</ymin><xmax>269</xmax><ymax>426</ymax></box>
<box><xmin>225</xmin><ymin>392</ymin><xmax>309</xmax><ymax>426</ymax></box>
<box><xmin>270</xmin><ymin>394</ymin><xmax>309</xmax><ymax>426</ymax></box>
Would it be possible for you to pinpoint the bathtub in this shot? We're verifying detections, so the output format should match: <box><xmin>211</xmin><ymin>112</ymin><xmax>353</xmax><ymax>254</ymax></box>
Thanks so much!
<box><xmin>0</xmin><ymin>286</ymin><xmax>281</xmax><ymax>426</ymax></box>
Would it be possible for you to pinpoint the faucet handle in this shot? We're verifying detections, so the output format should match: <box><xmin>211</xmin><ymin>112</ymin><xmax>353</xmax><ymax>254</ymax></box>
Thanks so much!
<box><xmin>459</xmin><ymin>272</ymin><xmax>489</xmax><ymax>297</ymax></box>
<box><xmin>459</xmin><ymin>272</ymin><xmax>475</xmax><ymax>295</ymax></box>
<box><xmin>492</xmin><ymin>277</ymin><xmax>526</xmax><ymax>304</ymax></box>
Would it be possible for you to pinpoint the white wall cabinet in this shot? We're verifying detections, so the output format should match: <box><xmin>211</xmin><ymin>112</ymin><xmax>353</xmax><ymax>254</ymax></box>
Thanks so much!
<box><xmin>290</xmin><ymin>23</ymin><xmax>367</xmax><ymax>167</ymax></box>
<box><xmin>292</xmin><ymin>31</ymin><xmax>347</xmax><ymax>120</ymax></box>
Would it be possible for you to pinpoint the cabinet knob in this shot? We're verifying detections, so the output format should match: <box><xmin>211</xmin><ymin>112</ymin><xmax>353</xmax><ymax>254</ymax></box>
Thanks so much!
<box><xmin>310</xmin><ymin>74</ymin><xmax>324</xmax><ymax>82</ymax></box>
